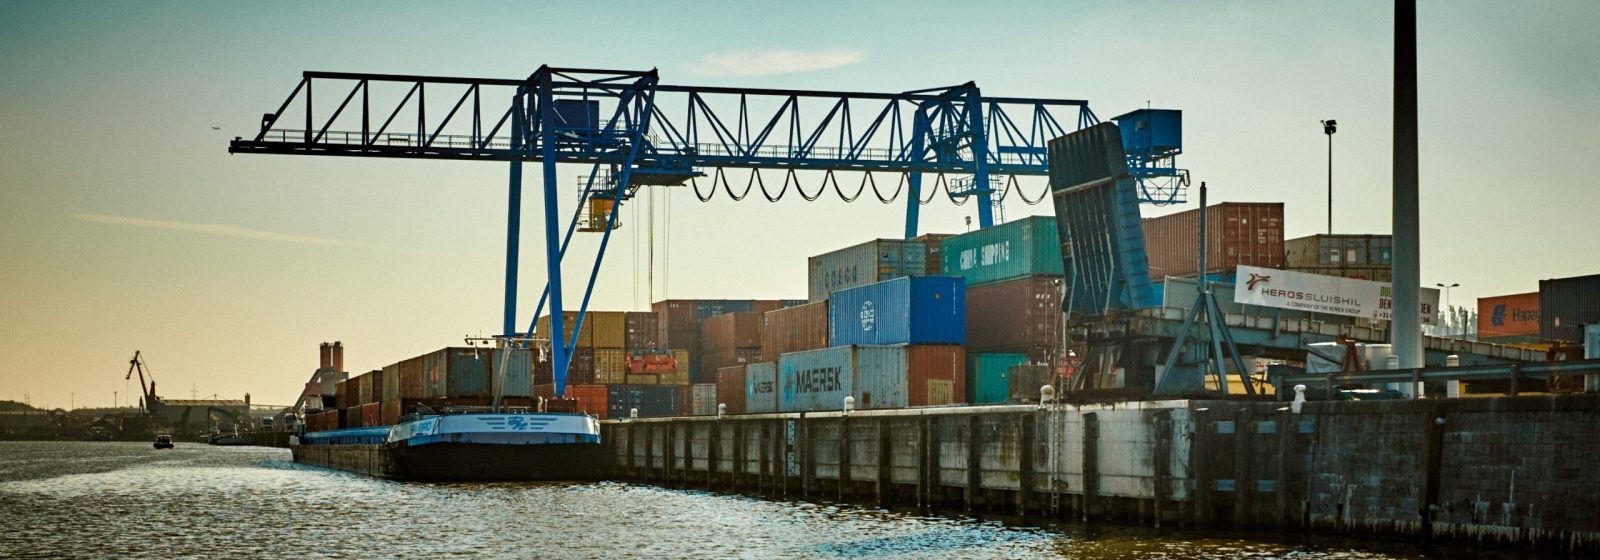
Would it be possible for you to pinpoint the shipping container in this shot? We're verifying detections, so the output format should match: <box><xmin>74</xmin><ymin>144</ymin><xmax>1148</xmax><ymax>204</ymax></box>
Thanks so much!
<box><xmin>777</xmin><ymin>345</ymin><xmax>964</xmax><ymax>413</ymax></box>
<box><xmin>807</xmin><ymin>239</ymin><xmax>928</xmax><ymax>302</ymax></box>
<box><xmin>653</xmin><ymin>300</ymin><xmax>700</xmax><ymax>334</ymax></box>
<box><xmin>624</xmin><ymin>311</ymin><xmax>661</xmax><ymax>350</ymax></box>
<box><xmin>1541</xmin><ymin>274</ymin><xmax>1600</xmax><ymax>343</ymax></box>
<box><xmin>969</xmin><ymin>353</ymin><xmax>1028</xmax><ymax>404</ymax></box>
<box><xmin>589</xmin><ymin>311</ymin><xmax>627</xmax><ymax>349</ymax></box>
<box><xmin>762</xmin><ymin>300</ymin><xmax>829</xmax><ymax>361</ymax></box>
<box><xmin>698</xmin><ymin>348</ymin><xmax>762</xmax><ymax>383</ymax></box>
<box><xmin>1285</xmin><ymin>265</ymin><xmax>1393</xmax><ymax>284</ymax></box>
<box><xmin>594</xmin><ymin>348</ymin><xmax>627</xmax><ymax>384</ymax></box>
<box><xmin>359</xmin><ymin>402</ymin><xmax>380</xmax><ymax>427</ymax></box>
<box><xmin>568</xmin><ymin>384</ymin><xmax>609</xmax><ymax>419</ymax></box>
<box><xmin>745</xmin><ymin>362</ymin><xmax>778</xmax><ymax>414</ymax></box>
<box><xmin>334</xmin><ymin>380</ymin><xmax>351</xmax><ymax>411</ymax></box>
<box><xmin>355</xmin><ymin>371</ymin><xmax>374</xmax><ymax>405</ymax></box>
<box><xmin>700</xmin><ymin>311</ymin><xmax>763</xmax><ymax>351</ymax></box>
<box><xmin>422</xmin><ymin>347</ymin><xmax>493</xmax><ymax>398</ymax></box>
<box><xmin>536</xmin><ymin>312</ymin><xmax>593</xmax><ymax>347</ymax></box>
<box><xmin>1008</xmin><ymin>364</ymin><xmax>1054</xmax><ymax>402</ymax></box>
<box><xmin>913</xmin><ymin>233</ymin><xmax>954</xmax><ymax>275</ymax></box>
<box><xmin>715</xmin><ymin>365</ymin><xmax>747</xmax><ymax>415</ymax></box>
<box><xmin>1477</xmin><ymin>292</ymin><xmax>1540</xmax><ymax>340</ymax></box>
<box><xmin>399</xmin><ymin>357</ymin><xmax>424</xmax><ymax>399</ymax></box>
<box><xmin>691</xmin><ymin>384</ymin><xmax>718</xmax><ymax>416</ymax></box>
<box><xmin>1142</xmin><ymin>202</ymin><xmax>1284</xmax><ymax>280</ymax></box>
<box><xmin>381</xmin><ymin>363</ymin><xmax>401</xmax><ymax>402</ymax></box>
<box><xmin>1284</xmin><ymin>234</ymin><xmax>1392</xmax><ymax>268</ymax></box>
<box><xmin>965</xmin><ymin>276</ymin><xmax>1062</xmax><ymax>350</ymax></box>
<box><xmin>381</xmin><ymin>398</ymin><xmax>401</xmax><ymax>426</ymax></box>
<box><xmin>626</xmin><ymin>373</ymin><xmax>658</xmax><ymax>385</ymax></box>
<box><xmin>606</xmin><ymin>384</ymin><xmax>679</xmax><ymax>419</ymax></box>
<box><xmin>828</xmin><ymin>276</ymin><xmax>965</xmax><ymax>346</ymax></box>
<box><xmin>489</xmin><ymin>348</ymin><xmax>534</xmax><ymax>398</ymax></box>
<box><xmin>939</xmin><ymin>216</ymin><xmax>1064</xmax><ymax>286</ymax></box>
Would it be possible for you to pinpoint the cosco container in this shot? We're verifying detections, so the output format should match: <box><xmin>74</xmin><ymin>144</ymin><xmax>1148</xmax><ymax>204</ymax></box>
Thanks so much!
<box><xmin>777</xmin><ymin>345</ymin><xmax>964</xmax><ymax>413</ymax></box>
<box><xmin>606</xmin><ymin>384</ymin><xmax>679</xmax><ymax>419</ymax></box>
<box><xmin>1142</xmin><ymin>202</ymin><xmax>1283</xmax><ymax>280</ymax></box>
<box><xmin>969</xmin><ymin>353</ymin><xmax>1028</xmax><ymax>404</ymax></box>
<box><xmin>716</xmin><ymin>365</ymin><xmax>747</xmax><ymax>414</ymax></box>
<box><xmin>489</xmin><ymin>348</ymin><xmax>533</xmax><ymax>398</ymax></box>
<box><xmin>828</xmin><ymin>276</ymin><xmax>965</xmax><ymax>346</ymax></box>
<box><xmin>939</xmin><ymin>216</ymin><xmax>1064</xmax><ymax>286</ymax></box>
<box><xmin>589</xmin><ymin>311</ymin><xmax>627</xmax><ymax>349</ymax></box>
<box><xmin>762</xmin><ymin>300</ymin><xmax>829</xmax><ymax>360</ymax></box>
<box><xmin>745</xmin><ymin>362</ymin><xmax>778</xmax><ymax>414</ymax></box>
<box><xmin>965</xmin><ymin>276</ymin><xmax>1063</xmax><ymax>350</ymax></box>
<box><xmin>691</xmin><ymin>383</ymin><xmax>717</xmax><ymax>416</ymax></box>
<box><xmin>422</xmin><ymin>347</ymin><xmax>492</xmax><ymax>398</ymax></box>
<box><xmin>807</xmin><ymin>239</ymin><xmax>927</xmax><ymax>302</ymax></box>
<box><xmin>624</xmin><ymin>311</ymin><xmax>660</xmax><ymax>350</ymax></box>
<box><xmin>1540</xmin><ymin>274</ymin><xmax>1600</xmax><ymax>343</ymax></box>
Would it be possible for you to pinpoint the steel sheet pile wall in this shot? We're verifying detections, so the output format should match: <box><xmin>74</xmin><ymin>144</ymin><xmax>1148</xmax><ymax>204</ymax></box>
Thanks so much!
<box><xmin>807</xmin><ymin>239</ymin><xmax>927</xmax><ymax>302</ymax></box>
<box><xmin>828</xmin><ymin>276</ymin><xmax>965</xmax><ymax>346</ymax></box>
<box><xmin>777</xmin><ymin>345</ymin><xmax>964</xmax><ymax>413</ymax></box>
<box><xmin>1142</xmin><ymin>202</ymin><xmax>1284</xmax><ymax>281</ymax></box>
<box><xmin>1540</xmin><ymin>274</ymin><xmax>1600</xmax><ymax>343</ymax></box>
<box><xmin>762</xmin><ymin>301</ymin><xmax>829</xmax><ymax>360</ymax></box>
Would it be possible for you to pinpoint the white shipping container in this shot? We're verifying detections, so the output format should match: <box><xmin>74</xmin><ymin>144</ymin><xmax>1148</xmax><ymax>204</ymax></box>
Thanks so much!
<box><xmin>745</xmin><ymin>362</ymin><xmax>778</xmax><ymax>413</ymax></box>
<box><xmin>691</xmin><ymin>383</ymin><xmax>717</xmax><ymax>416</ymax></box>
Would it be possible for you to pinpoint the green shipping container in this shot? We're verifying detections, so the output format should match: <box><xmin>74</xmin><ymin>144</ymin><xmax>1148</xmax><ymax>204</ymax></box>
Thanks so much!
<box><xmin>939</xmin><ymin>215</ymin><xmax>1063</xmax><ymax>286</ymax></box>
<box><xmin>968</xmin><ymin>353</ymin><xmax>1027</xmax><ymax>404</ymax></box>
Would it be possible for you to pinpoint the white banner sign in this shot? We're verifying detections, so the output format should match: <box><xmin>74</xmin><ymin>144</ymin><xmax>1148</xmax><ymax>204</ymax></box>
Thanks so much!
<box><xmin>1234</xmin><ymin>266</ymin><xmax>1439</xmax><ymax>324</ymax></box>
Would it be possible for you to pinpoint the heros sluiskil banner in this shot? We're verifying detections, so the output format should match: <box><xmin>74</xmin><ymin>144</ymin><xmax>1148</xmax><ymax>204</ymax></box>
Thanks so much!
<box><xmin>1233</xmin><ymin>265</ymin><xmax>1440</xmax><ymax>324</ymax></box>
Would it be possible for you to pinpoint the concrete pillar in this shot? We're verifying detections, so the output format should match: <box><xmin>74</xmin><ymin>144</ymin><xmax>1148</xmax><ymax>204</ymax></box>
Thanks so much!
<box><xmin>838</xmin><ymin>417</ymin><xmax>851</xmax><ymax>500</ymax></box>
<box><xmin>1082</xmin><ymin>412</ymin><xmax>1099</xmax><ymax>522</ymax></box>
<box><xmin>1234</xmin><ymin>407</ymin><xmax>1253</xmax><ymax>526</ymax></box>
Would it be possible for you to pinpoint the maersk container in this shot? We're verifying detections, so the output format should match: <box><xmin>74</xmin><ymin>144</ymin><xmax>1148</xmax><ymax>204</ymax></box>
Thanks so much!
<box><xmin>745</xmin><ymin>362</ymin><xmax>778</xmax><ymax>413</ymax></box>
<box><xmin>969</xmin><ymin>353</ymin><xmax>1027</xmax><ymax>404</ymax></box>
<box><xmin>777</xmin><ymin>345</ymin><xmax>964</xmax><ymax>412</ymax></box>
<box><xmin>606</xmin><ymin>384</ymin><xmax>678</xmax><ymax>419</ymax></box>
<box><xmin>939</xmin><ymin>216</ymin><xmax>1064</xmax><ymax>286</ymax></box>
<box><xmin>778</xmin><ymin>347</ymin><xmax>854</xmax><ymax>412</ymax></box>
<box><xmin>828</xmin><ymin>276</ymin><xmax>965</xmax><ymax>346</ymax></box>
<box><xmin>807</xmin><ymin>239</ymin><xmax>927</xmax><ymax>302</ymax></box>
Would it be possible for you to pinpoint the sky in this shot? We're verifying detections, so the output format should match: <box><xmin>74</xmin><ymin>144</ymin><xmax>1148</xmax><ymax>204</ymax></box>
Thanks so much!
<box><xmin>2</xmin><ymin>1</ymin><xmax>1597</xmax><ymax>409</ymax></box>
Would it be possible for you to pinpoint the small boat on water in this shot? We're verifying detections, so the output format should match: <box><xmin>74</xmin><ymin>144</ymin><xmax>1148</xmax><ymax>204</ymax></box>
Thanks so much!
<box><xmin>153</xmin><ymin>434</ymin><xmax>174</xmax><ymax>449</ymax></box>
<box><xmin>291</xmin><ymin>406</ymin><xmax>604</xmax><ymax>481</ymax></box>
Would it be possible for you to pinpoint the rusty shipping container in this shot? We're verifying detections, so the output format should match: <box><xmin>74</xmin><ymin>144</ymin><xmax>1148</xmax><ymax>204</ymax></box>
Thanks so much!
<box><xmin>1142</xmin><ymin>202</ymin><xmax>1283</xmax><ymax>280</ymax></box>
<box><xmin>624</xmin><ymin>311</ymin><xmax>660</xmax><ymax>350</ymax></box>
<box><xmin>762</xmin><ymin>300</ymin><xmax>829</xmax><ymax>361</ymax></box>
<box><xmin>380</xmin><ymin>398</ymin><xmax>401</xmax><ymax>426</ymax></box>
<box><xmin>568</xmin><ymin>384</ymin><xmax>609</xmax><ymax>419</ymax></box>
<box><xmin>589</xmin><ymin>311</ymin><xmax>627</xmax><ymax>349</ymax></box>
<box><xmin>399</xmin><ymin>357</ymin><xmax>424</xmax><ymax>399</ymax></box>
<box><xmin>381</xmin><ymin>364</ymin><xmax>401</xmax><ymax>401</ymax></box>
<box><xmin>716</xmin><ymin>365</ymin><xmax>747</xmax><ymax>414</ymax></box>
<box><xmin>965</xmin><ymin>276</ymin><xmax>1063</xmax><ymax>350</ymax></box>
<box><xmin>355</xmin><ymin>371</ymin><xmax>374</xmax><ymax>405</ymax></box>
<box><xmin>700</xmin><ymin>311</ymin><xmax>762</xmax><ymax>352</ymax></box>
<box><xmin>334</xmin><ymin>380</ymin><xmax>351</xmax><ymax>411</ymax></box>
<box><xmin>360</xmin><ymin>402</ymin><xmax>381</xmax><ymax>427</ymax></box>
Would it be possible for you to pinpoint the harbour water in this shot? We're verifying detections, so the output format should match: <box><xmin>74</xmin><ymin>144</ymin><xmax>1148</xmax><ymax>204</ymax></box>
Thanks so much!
<box><xmin>0</xmin><ymin>442</ymin><xmax>1452</xmax><ymax>559</ymax></box>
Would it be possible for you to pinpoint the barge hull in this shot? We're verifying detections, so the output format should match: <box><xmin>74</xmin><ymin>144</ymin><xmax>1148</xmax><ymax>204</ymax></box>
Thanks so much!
<box><xmin>291</xmin><ymin>442</ymin><xmax>607</xmax><ymax>482</ymax></box>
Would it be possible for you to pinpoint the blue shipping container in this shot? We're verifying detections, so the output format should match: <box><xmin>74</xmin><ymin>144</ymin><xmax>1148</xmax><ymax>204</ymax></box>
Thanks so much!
<box><xmin>828</xmin><ymin>276</ymin><xmax>965</xmax><ymax>346</ymax></box>
<box><xmin>606</xmin><ymin>384</ymin><xmax>679</xmax><ymax>419</ymax></box>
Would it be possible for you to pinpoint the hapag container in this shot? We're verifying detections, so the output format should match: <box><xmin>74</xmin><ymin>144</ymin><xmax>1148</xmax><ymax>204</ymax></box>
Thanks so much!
<box><xmin>939</xmin><ymin>216</ymin><xmax>1064</xmax><ymax>286</ymax></box>
<box><xmin>691</xmin><ymin>384</ymin><xmax>717</xmax><ymax>416</ymax></box>
<box><xmin>422</xmin><ymin>348</ymin><xmax>492</xmax><ymax>398</ymax></box>
<box><xmin>745</xmin><ymin>362</ymin><xmax>778</xmax><ymax>414</ymax></box>
<box><xmin>589</xmin><ymin>311</ymin><xmax>627</xmax><ymax>349</ymax></box>
<box><xmin>716</xmin><ymin>365</ymin><xmax>747</xmax><ymax>415</ymax></box>
<box><xmin>568</xmin><ymin>384</ymin><xmax>609</xmax><ymax>419</ymax></box>
<box><xmin>807</xmin><ymin>239</ymin><xmax>927</xmax><ymax>302</ymax></box>
<box><xmin>1142</xmin><ymin>202</ymin><xmax>1284</xmax><ymax>280</ymax></box>
<box><xmin>625</xmin><ymin>312</ymin><xmax>660</xmax><ymax>350</ymax></box>
<box><xmin>762</xmin><ymin>301</ymin><xmax>829</xmax><ymax>360</ymax></box>
<box><xmin>828</xmin><ymin>276</ymin><xmax>965</xmax><ymax>346</ymax></box>
<box><xmin>969</xmin><ymin>353</ymin><xmax>1028</xmax><ymax>404</ymax></box>
<box><xmin>594</xmin><ymin>348</ymin><xmax>627</xmax><ymax>384</ymax></box>
<box><xmin>965</xmin><ymin>276</ymin><xmax>1062</xmax><ymax>350</ymax></box>
<box><xmin>536</xmin><ymin>312</ymin><xmax>593</xmax><ymax>348</ymax></box>
<box><xmin>1477</xmin><ymin>292</ymin><xmax>1540</xmax><ymax>340</ymax></box>
<box><xmin>1540</xmin><ymin>274</ymin><xmax>1600</xmax><ymax>343</ymax></box>
<box><xmin>700</xmin><ymin>311</ymin><xmax>762</xmax><ymax>352</ymax></box>
<box><xmin>489</xmin><ymin>348</ymin><xmax>533</xmax><ymax>398</ymax></box>
<box><xmin>606</xmin><ymin>384</ymin><xmax>679</xmax><ymax>419</ymax></box>
<box><xmin>1284</xmin><ymin>234</ymin><xmax>1392</xmax><ymax>268</ymax></box>
<box><xmin>777</xmin><ymin>345</ymin><xmax>964</xmax><ymax>412</ymax></box>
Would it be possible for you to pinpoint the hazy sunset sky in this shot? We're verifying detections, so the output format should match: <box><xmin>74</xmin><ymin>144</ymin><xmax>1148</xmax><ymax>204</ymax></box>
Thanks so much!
<box><xmin>3</xmin><ymin>1</ymin><xmax>1597</xmax><ymax>409</ymax></box>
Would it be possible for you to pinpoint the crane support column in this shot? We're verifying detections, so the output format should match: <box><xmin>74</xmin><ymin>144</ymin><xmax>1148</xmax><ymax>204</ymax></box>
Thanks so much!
<box><xmin>966</xmin><ymin>87</ymin><xmax>994</xmax><ymax>228</ymax></box>
<box><xmin>536</xmin><ymin>71</ymin><xmax>571</xmax><ymax>396</ymax></box>
<box><xmin>503</xmin><ymin>96</ymin><xmax>525</xmax><ymax>339</ymax></box>
<box><xmin>904</xmin><ymin>112</ymin><xmax>928</xmax><ymax>239</ymax></box>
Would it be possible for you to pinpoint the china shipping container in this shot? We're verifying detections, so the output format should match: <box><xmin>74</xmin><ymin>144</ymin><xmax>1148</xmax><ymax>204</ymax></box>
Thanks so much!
<box><xmin>422</xmin><ymin>347</ymin><xmax>492</xmax><ymax>398</ymax></box>
<box><xmin>969</xmin><ymin>353</ymin><xmax>1028</xmax><ymax>404</ymax></box>
<box><xmin>536</xmin><ymin>312</ymin><xmax>593</xmax><ymax>347</ymax></box>
<box><xmin>1142</xmin><ymin>202</ymin><xmax>1284</xmax><ymax>280</ymax></box>
<box><xmin>606</xmin><ymin>384</ymin><xmax>679</xmax><ymax>419</ymax></box>
<box><xmin>589</xmin><ymin>311</ymin><xmax>627</xmax><ymax>349</ymax></box>
<box><xmin>777</xmin><ymin>345</ymin><xmax>963</xmax><ymax>413</ymax></box>
<box><xmin>744</xmin><ymin>362</ymin><xmax>778</xmax><ymax>414</ymax></box>
<box><xmin>913</xmin><ymin>233</ymin><xmax>954</xmax><ymax>275</ymax></box>
<box><xmin>594</xmin><ymin>348</ymin><xmax>627</xmax><ymax>384</ymax></box>
<box><xmin>1284</xmin><ymin>234</ymin><xmax>1392</xmax><ymax>268</ymax></box>
<box><xmin>807</xmin><ymin>238</ymin><xmax>928</xmax><ymax>302</ymax></box>
<box><xmin>568</xmin><ymin>384</ymin><xmax>609</xmax><ymax>419</ymax></box>
<box><xmin>1540</xmin><ymin>274</ymin><xmax>1600</xmax><ymax>343</ymax></box>
<box><xmin>939</xmin><ymin>216</ymin><xmax>1064</xmax><ymax>286</ymax></box>
<box><xmin>489</xmin><ymin>348</ymin><xmax>534</xmax><ymax>398</ymax></box>
<box><xmin>716</xmin><ymin>365</ymin><xmax>747</xmax><ymax>414</ymax></box>
<box><xmin>691</xmin><ymin>384</ymin><xmax>717</xmax><ymax>416</ymax></box>
<box><xmin>762</xmin><ymin>301</ymin><xmax>829</xmax><ymax>360</ymax></box>
<box><xmin>964</xmin><ymin>276</ymin><xmax>1063</xmax><ymax>350</ymax></box>
<box><xmin>828</xmin><ymin>276</ymin><xmax>965</xmax><ymax>346</ymax></box>
<box><xmin>624</xmin><ymin>311</ymin><xmax>661</xmax><ymax>350</ymax></box>
<box><xmin>700</xmin><ymin>311</ymin><xmax>762</xmax><ymax>351</ymax></box>
<box><xmin>1476</xmin><ymin>292</ymin><xmax>1540</xmax><ymax>340</ymax></box>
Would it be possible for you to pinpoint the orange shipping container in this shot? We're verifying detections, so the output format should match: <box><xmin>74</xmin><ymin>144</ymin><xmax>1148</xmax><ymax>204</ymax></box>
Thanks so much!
<box><xmin>568</xmin><ymin>384</ymin><xmax>609</xmax><ymax>419</ymax></box>
<box><xmin>1478</xmin><ymin>292</ymin><xmax>1540</xmax><ymax>339</ymax></box>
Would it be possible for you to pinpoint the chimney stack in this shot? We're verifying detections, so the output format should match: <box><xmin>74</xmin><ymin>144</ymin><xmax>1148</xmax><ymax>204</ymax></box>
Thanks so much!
<box><xmin>319</xmin><ymin>342</ymin><xmax>333</xmax><ymax>370</ymax></box>
<box><xmin>331</xmin><ymin>341</ymin><xmax>344</xmax><ymax>372</ymax></box>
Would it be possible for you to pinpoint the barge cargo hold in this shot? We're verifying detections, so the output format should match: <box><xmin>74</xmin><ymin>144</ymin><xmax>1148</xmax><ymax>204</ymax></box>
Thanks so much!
<box><xmin>291</xmin><ymin>412</ymin><xmax>605</xmax><ymax>481</ymax></box>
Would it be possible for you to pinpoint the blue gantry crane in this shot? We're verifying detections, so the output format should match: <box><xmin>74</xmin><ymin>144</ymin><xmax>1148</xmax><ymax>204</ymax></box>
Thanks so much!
<box><xmin>229</xmin><ymin>65</ymin><xmax>1186</xmax><ymax>397</ymax></box>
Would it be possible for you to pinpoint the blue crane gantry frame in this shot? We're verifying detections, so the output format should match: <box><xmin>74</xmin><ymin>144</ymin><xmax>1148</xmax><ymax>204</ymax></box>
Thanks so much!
<box><xmin>229</xmin><ymin>65</ymin><xmax>1176</xmax><ymax>396</ymax></box>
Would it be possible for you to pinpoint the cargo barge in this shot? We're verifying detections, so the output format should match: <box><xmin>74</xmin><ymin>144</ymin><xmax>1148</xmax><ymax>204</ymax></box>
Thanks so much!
<box><xmin>291</xmin><ymin>411</ymin><xmax>604</xmax><ymax>481</ymax></box>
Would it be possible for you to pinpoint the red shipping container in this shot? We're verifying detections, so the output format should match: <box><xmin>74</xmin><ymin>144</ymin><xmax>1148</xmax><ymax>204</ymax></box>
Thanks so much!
<box><xmin>700</xmin><ymin>311</ymin><xmax>762</xmax><ymax>352</ymax></box>
<box><xmin>360</xmin><ymin>403</ymin><xmax>381</xmax><ymax>427</ymax></box>
<box><xmin>716</xmin><ymin>365</ymin><xmax>747</xmax><ymax>415</ymax></box>
<box><xmin>625</xmin><ymin>311</ymin><xmax>661</xmax><ymax>351</ymax></box>
<box><xmin>965</xmin><ymin>277</ymin><xmax>1063</xmax><ymax>350</ymax></box>
<box><xmin>381</xmin><ymin>399</ymin><xmax>401</xmax><ymax>426</ymax></box>
<box><xmin>399</xmin><ymin>356</ymin><xmax>425</xmax><ymax>398</ymax></box>
<box><xmin>761</xmin><ymin>301</ymin><xmax>829</xmax><ymax>360</ymax></box>
<box><xmin>568</xmin><ymin>384</ymin><xmax>609</xmax><ymax>419</ymax></box>
<box><xmin>904</xmin><ymin>345</ymin><xmax>967</xmax><ymax>407</ymax></box>
<box><xmin>1142</xmin><ymin>202</ymin><xmax>1283</xmax><ymax>280</ymax></box>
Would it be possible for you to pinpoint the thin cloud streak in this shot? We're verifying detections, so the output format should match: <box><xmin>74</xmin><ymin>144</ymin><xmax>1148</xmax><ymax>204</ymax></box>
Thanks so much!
<box><xmin>694</xmin><ymin>48</ymin><xmax>864</xmax><ymax>77</ymax></box>
<box><xmin>74</xmin><ymin>213</ymin><xmax>362</xmax><ymax>247</ymax></box>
